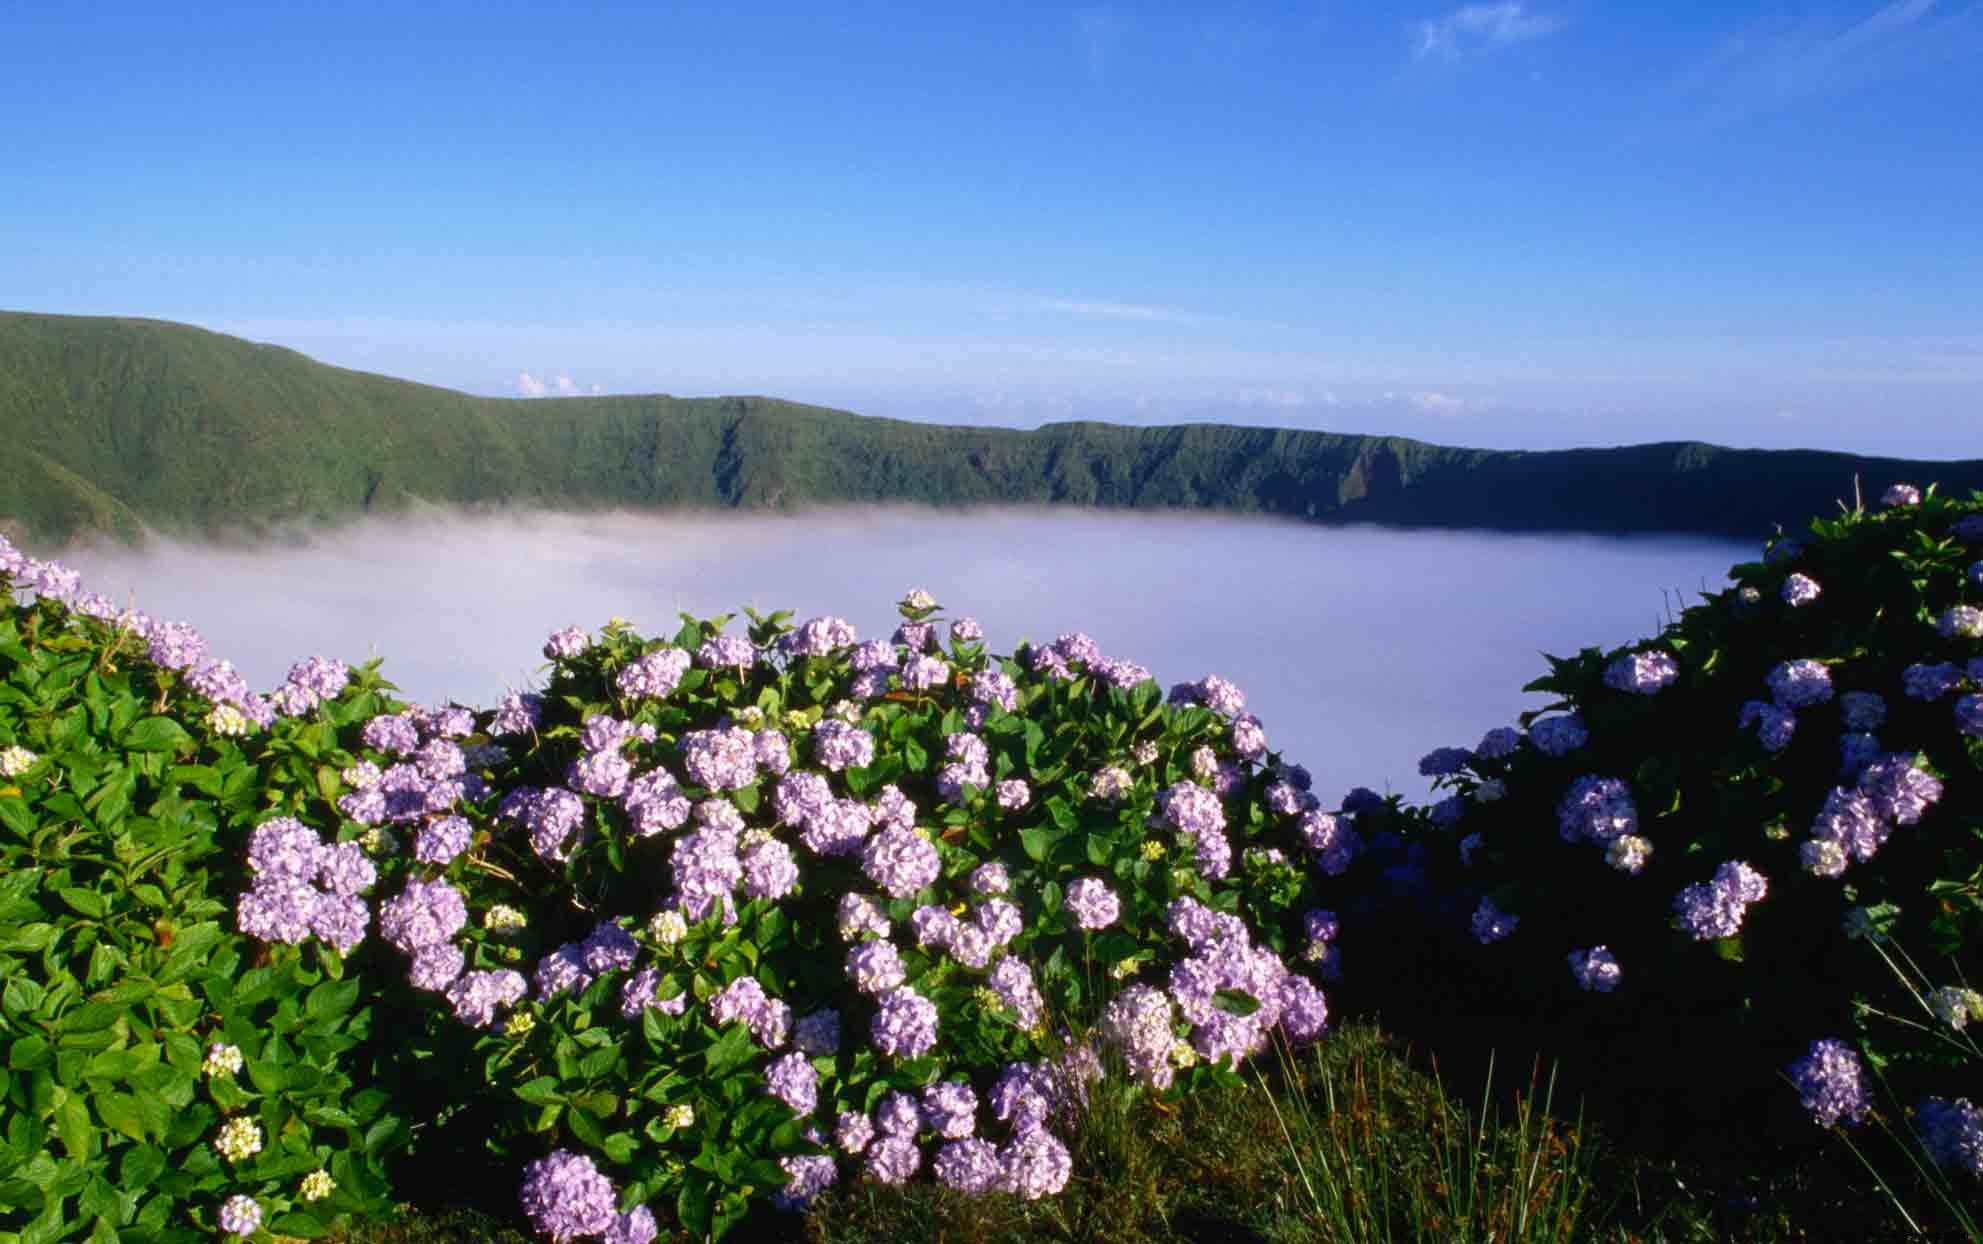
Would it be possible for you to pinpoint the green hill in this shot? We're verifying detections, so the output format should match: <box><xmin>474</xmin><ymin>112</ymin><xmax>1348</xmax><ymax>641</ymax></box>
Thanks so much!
<box><xmin>4</xmin><ymin>310</ymin><xmax>1979</xmax><ymax>546</ymax></box>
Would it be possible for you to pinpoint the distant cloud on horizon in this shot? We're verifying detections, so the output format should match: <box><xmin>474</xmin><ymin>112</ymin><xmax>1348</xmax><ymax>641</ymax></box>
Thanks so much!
<box><xmin>1412</xmin><ymin>3</ymin><xmax>1565</xmax><ymax>60</ymax></box>
<box><xmin>515</xmin><ymin>371</ymin><xmax>604</xmax><ymax>398</ymax></box>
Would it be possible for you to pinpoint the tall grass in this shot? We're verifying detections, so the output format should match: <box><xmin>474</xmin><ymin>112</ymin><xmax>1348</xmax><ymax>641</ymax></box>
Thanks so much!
<box><xmin>331</xmin><ymin>1017</ymin><xmax>1954</xmax><ymax>1244</ymax></box>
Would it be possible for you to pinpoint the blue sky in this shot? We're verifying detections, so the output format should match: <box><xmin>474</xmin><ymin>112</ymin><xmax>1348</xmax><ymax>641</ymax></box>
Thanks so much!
<box><xmin>5</xmin><ymin>1</ymin><xmax>1980</xmax><ymax>456</ymax></box>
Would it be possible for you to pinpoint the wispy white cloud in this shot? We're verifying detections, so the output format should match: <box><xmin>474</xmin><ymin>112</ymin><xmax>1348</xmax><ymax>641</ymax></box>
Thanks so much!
<box><xmin>516</xmin><ymin>372</ymin><xmax>547</xmax><ymax>397</ymax></box>
<box><xmin>1029</xmin><ymin>295</ymin><xmax>1205</xmax><ymax>325</ymax></box>
<box><xmin>1678</xmin><ymin>0</ymin><xmax>1983</xmax><ymax>116</ymax></box>
<box><xmin>1412</xmin><ymin>3</ymin><xmax>1564</xmax><ymax>60</ymax></box>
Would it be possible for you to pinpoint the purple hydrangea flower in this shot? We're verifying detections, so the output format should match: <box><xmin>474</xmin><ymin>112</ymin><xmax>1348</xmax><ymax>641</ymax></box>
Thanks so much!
<box><xmin>765</xmin><ymin>1051</ymin><xmax>819</xmax><ymax>1115</ymax></box>
<box><xmin>493</xmin><ymin>690</ymin><xmax>543</xmax><ymax>735</ymax></box>
<box><xmin>146</xmin><ymin>620</ymin><xmax>207</xmax><ymax>671</ymax></box>
<box><xmin>934</xmin><ymin>1137</ymin><xmax>1002</xmax><ymax>1194</ymax></box>
<box><xmin>1781</xmin><ymin>573</ymin><xmax>1821</xmax><ymax>607</ymax></box>
<box><xmin>1528</xmin><ymin>715</ymin><xmax>1588</xmax><ymax>756</ymax></box>
<box><xmin>1556</xmin><ymin>776</ymin><xmax>1636</xmax><ymax>843</ymax></box>
<box><xmin>773</xmin><ymin>1154</ymin><xmax>838</xmax><ymax>1212</ymax></box>
<box><xmin>362</xmin><ymin>712</ymin><xmax>421</xmax><ymax>756</ymax></box>
<box><xmin>1788</xmin><ymin>1039</ymin><xmax>1872</xmax><ymax>1127</ymax></box>
<box><xmin>680</xmin><ymin>726</ymin><xmax>758</xmax><ymax>791</ymax></box>
<box><xmin>753</xmin><ymin>729</ymin><xmax>791</xmax><ymax>776</ymax></box>
<box><xmin>1840</xmin><ymin>691</ymin><xmax>1887</xmax><ymax>730</ymax></box>
<box><xmin>604</xmin><ymin>1206</ymin><xmax>658</xmax><ymax>1244</ymax></box>
<box><xmin>872</xmin><ymin>986</ymin><xmax>940</xmax><ymax>1058</ymax></box>
<box><xmin>1064</xmin><ymin>877</ymin><xmax>1120</xmax><ymax>930</ymax></box>
<box><xmin>865</xmin><ymin>1134</ymin><xmax>922</xmax><ymax>1185</ymax></box>
<box><xmin>1568</xmin><ymin>946</ymin><xmax>1621</xmax><ymax>993</ymax></box>
<box><xmin>741</xmin><ymin>835</ymin><xmax>800</xmax><ymax>900</ymax></box>
<box><xmin>1672</xmin><ymin>861</ymin><xmax>1768</xmax><ymax>940</ymax></box>
<box><xmin>999</xmin><ymin>1128</ymin><xmax>1072</xmax><ymax>1200</ymax></box>
<box><xmin>1859</xmin><ymin>752</ymin><xmax>1943</xmax><ymax>824</ymax></box>
<box><xmin>316</xmin><ymin>840</ymin><xmax>377</xmax><ymax>896</ymax></box>
<box><xmin>1604</xmin><ymin>650</ymin><xmax>1679</xmax><ymax>694</ymax></box>
<box><xmin>1768</xmin><ymin>660</ymin><xmax>1833</xmax><ymax>709</ymax></box>
<box><xmin>1956</xmin><ymin>694</ymin><xmax>1983</xmax><ymax>737</ymax></box>
<box><xmin>697</xmin><ymin>633</ymin><xmax>756</xmax><ymax>672</ymax></box>
<box><xmin>1475</xmin><ymin>726</ymin><xmax>1522</xmax><ymax>759</ymax></box>
<box><xmin>218</xmin><ymin>1195</ymin><xmax>261</xmax><ymax>1237</ymax></box>
<box><xmin>847</xmin><ymin>940</ymin><xmax>907</xmax><ymax>994</ymax></box>
<box><xmin>519</xmin><ymin>1150</ymin><xmax>617</xmax><ymax>1243</ymax></box>
<box><xmin>1738</xmin><ymin>700</ymin><xmax>1797</xmax><ymax>753</ymax></box>
<box><xmin>1882</xmin><ymin>483</ymin><xmax>1921</xmax><ymax>507</ymax></box>
<box><xmin>380</xmin><ymin>879</ymin><xmax>468</xmax><ymax>953</ymax></box>
<box><xmin>1905</xmin><ymin>661</ymin><xmax>1964</xmax><ymax>701</ymax></box>
<box><xmin>446</xmin><ymin>969</ymin><xmax>527</xmax><ymax>1028</ymax></box>
<box><xmin>237</xmin><ymin>879</ymin><xmax>320</xmax><ymax>944</ymax></box>
<box><xmin>1917</xmin><ymin>1097</ymin><xmax>1983</xmax><ymax>1177</ymax></box>
<box><xmin>248</xmin><ymin>817</ymin><xmax>326</xmax><ymax>881</ymax></box>
<box><xmin>410</xmin><ymin>943</ymin><xmax>466</xmax><ymax>992</ymax></box>
<box><xmin>862</xmin><ymin>826</ymin><xmax>941</xmax><ymax>899</ymax></box>
<box><xmin>813</xmin><ymin>720</ymin><xmax>876</xmax><ymax>771</ymax></box>
<box><xmin>950</xmin><ymin>616</ymin><xmax>984</xmax><ymax>644</ymax></box>
<box><xmin>623</xmin><ymin>769</ymin><xmax>691</xmax><ymax>837</ymax></box>
<box><xmin>876</xmin><ymin>1091</ymin><xmax>922</xmax><ymax>1137</ymax></box>
<box><xmin>1938</xmin><ymin>605</ymin><xmax>1983</xmax><ymax>640</ymax></box>
<box><xmin>921</xmin><ymin>1080</ymin><xmax>978</xmax><ymax>1139</ymax></box>
<box><xmin>785</xmin><ymin>615</ymin><xmax>858</xmax><ymax>658</ymax></box>
<box><xmin>415</xmin><ymin>815</ymin><xmax>474</xmax><ymax>865</ymax></box>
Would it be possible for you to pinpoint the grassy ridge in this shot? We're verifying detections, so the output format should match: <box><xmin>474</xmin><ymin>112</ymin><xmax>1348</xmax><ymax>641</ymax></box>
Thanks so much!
<box><xmin>5</xmin><ymin>310</ymin><xmax>1983</xmax><ymax>547</ymax></box>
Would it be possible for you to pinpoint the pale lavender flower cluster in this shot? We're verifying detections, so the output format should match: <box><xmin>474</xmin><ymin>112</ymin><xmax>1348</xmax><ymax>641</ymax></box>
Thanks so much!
<box><xmin>971</xmin><ymin>669</ymin><xmax>1018</xmax><ymax>713</ymax></box>
<box><xmin>950</xmin><ymin>615</ymin><xmax>984</xmax><ymax>643</ymax></box>
<box><xmin>671</xmin><ymin>825</ymin><xmax>743</xmax><ymax>922</ymax></box>
<box><xmin>268</xmin><ymin>655</ymin><xmax>352</xmax><ymax>715</ymax></box>
<box><xmin>1064</xmin><ymin>877</ymin><xmax>1119</xmax><ymax>930</ymax></box>
<box><xmin>237</xmin><ymin>817</ymin><xmax>374</xmax><ymax>952</ymax></box>
<box><xmin>871</xmin><ymin>986</ymin><xmax>940</xmax><ymax>1058</ymax></box>
<box><xmin>622</xmin><ymin>768</ymin><xmax>691</xmax><ymax>837</ymax></box>
<box><xmin>783</xmin><ymin>615</ymin><xmax>858</xmax><ymax>658</ymax></box>
<box><xmin>498</xmin><ymin>786</ymin><xmax>588</xmax><ymax>862</ymax></box>
<box><xmin>1567</xmin><ymin>945</ymin><xmax>1621</xmax><ymax>993</ymax></box>
<box><xmin>217</xmin><ymin>1195</ymin><xmax>261</xmax><ymax>1237</ymax></box>
<box><xmin>1528</xmin><ymin>715</ymin><xmax>1588</xmax><ymax>757</ymax></box>
<box><xmin>709</xmin><ymin>976</ymin><xmax>792</xmax><ymax>1048</ymax></box>
<box><xmin>1787</xmin><ymin>1039</ymin><xmax>1872</xmax><ymax>1127</ymax></box>
<box><xmin>543</xmin><ymin>626</ymin><xmax>589</xmax><ymax>660</ymax></box>
<box><xmin>493</xmin><ymin>690</ymin><xmax>543</xmax><ymax>736</ymax></box>
<box><xmin>1672</xmin><ymin>861</ymin><xmax>1767</xmax><ymax>940</ymax></box>
<box><xmin>616</xmin><ymin>646</ymin><xmax>690</xmax><ymax>699</ymax></box>
<box><xmin>1164</xmin><ymin>897</ymin><xmax>1327</xmax><ymax>1063</ymax></box>
<box><xmin>1604</xmin><ymin>649</ymin><xmax>1679</xmax><ymax>694</ymax></box>
<box><xmin>1101</xmin><ymin>984</ymin><xmax>1178</xmax><ymax>1089</ymax></box>
<box><xmin>1161</xmin><ymin>780</ymin><xmax>1231</xmax><ymax>879</ymax></box>
<box><xmin>697</xmin><ymin>633</ymin><xmax>756</xmax><ymax>672</ymax></box>
<box><xmin>936</xmin><ymin>731</ymin><xmax>992</xmax><ymax>802</ymax></box>
<box><xmin>847</xmin><ymin>940</ymin><xmax>907</xmax><ymax>993</ymax></box>
<box><xmin>995</xmin><ymin>778</ymin><xmax>1031</xmax><ymax>810</ymax></box>
<box><xmin>518</xmin><ymin>1149</ymin><xmax>618</xmax><ymax>1242</ymax></box>
<box><xmin>1169</xmin><ymin>674</ymin><xmax>1247</xmax><ymax>718</ymax></box>
<box><xmin>445</xmin><ymin>968</ymin><xmax>528</xmax><ymax>1028</ymax></box>
<box><xmin>1882</xmin><ymin>483</ymin><xmax>1921</xmax><ymax>507</ymax></box>
<box><xmin>680</xmin><ymin>726</ymin><xmax>758</xmax><ymax>791</ymax></box>
<box><xmin>1859</xmin><ymin>752</ymin><xmax>1943</xmax><ymax>824</ymax></box>
<box><xmin>813</xmin><ymin>719</ymin><xmax>875</xmax><ymax>771</ymax></box>
<box><xmin>863</xmin><ymin>826</ymin><xmax>942</xmax><ymax>899</ymax></box>
<box><xmin>765</xmin><ymin>1051</ymin><xmax>819</xmax><ymax>1114</ymax></box>
<box><xmin>380</xmin><ymin>878</ymin><xmax>468</xmax><ymax>958</ymax></box>
<box><xmin>902</xmin><ymin>652</ymin><xmax>949</xmax><ymax>692</ymax></box>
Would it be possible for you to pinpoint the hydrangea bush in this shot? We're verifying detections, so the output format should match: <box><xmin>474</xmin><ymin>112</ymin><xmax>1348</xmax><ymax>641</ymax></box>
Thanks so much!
<box><xmin>366</xmin><ymin>595</ymin><xmax>1352</xmax><ymax>1237</ymax></box>
<box><xmin>1</xmin><ymin>538</ymin><xmax>1363</xmax><ymax>1240</ymax></box>
<box><xmin>1370</xmin><ymin>487</ymin><xmax>1983</xmax><ymax>1172</ymax></box>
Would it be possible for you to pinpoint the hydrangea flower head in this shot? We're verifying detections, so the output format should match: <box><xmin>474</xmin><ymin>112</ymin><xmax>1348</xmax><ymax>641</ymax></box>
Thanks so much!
<box><xmin>519</xmin><ymin>1150</ymin><xmax>618</xmax><ymax>1242</ymax></box>
<box><xmin>1604</xmin><ymin>650</ymin><xmax>1679</xmax><ymax>694</ymax></box>
<box><xmin>1787</xmin><ymin>1038</ymin><xmax>1872</xmax><ymax>1128</ymax></box>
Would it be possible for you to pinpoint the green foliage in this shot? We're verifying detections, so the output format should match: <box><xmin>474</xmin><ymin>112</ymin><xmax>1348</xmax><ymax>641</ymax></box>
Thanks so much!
<box><xmin>0</xmin><ymin>597</ymin><xmax>408</xmax><ymax>1241</ymax></box>
<box><xmin>6</xmin><ymin>312</ymin><xmax>1983</xmax><ymax>547</ymax></box>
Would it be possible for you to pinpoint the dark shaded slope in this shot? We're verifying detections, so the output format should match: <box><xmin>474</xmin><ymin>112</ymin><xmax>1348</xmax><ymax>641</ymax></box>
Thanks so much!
<box><xmin>3</xmin><ymin>311</ymin><xmax>1980</xmax><ymax>547</ymax></box>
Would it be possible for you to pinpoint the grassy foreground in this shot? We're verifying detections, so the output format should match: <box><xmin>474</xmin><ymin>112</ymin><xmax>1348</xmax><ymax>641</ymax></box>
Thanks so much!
<box><xmin>330</xmin><ymin>1019</ymin><xmax>1944</xmax><ymax>1244</ymax></box>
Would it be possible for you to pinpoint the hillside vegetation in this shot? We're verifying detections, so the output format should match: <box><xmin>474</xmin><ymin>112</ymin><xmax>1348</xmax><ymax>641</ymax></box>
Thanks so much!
<box><xmin>6</xmin><ymin>311</ymin><xmax>1982</xmax><ymax>547</ymax></box>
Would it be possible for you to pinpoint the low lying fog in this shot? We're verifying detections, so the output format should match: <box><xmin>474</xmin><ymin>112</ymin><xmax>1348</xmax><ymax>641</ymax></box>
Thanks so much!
<box><xmin>59</xmin><ymin>508</ymin><xmax>1751</xmax><ymax>802</ymax></box>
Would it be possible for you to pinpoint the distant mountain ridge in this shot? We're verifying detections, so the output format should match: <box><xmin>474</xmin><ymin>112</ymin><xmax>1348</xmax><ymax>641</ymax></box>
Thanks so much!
<box><xmin>3</xmin><ymin>310</ymin><xmax>1979</xmax><ymax>547</ymax></box>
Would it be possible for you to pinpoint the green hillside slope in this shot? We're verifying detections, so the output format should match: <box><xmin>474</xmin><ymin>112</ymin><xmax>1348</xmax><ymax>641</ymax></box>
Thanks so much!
<box><xmin>3</xmin><ymin>310</ymin><xmax>1979</xmax><ymax>546</ymax></box>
